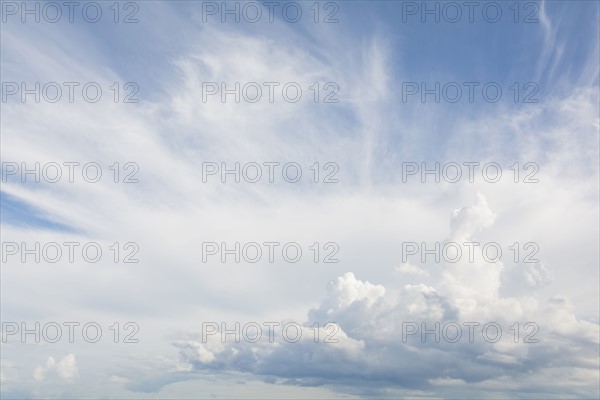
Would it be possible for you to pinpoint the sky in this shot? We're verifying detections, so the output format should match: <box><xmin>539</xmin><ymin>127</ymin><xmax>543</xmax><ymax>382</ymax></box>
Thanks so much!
<box><xmin>1</xmin><ymin>0</ymin><xmax>599</xmax><ymax>398</ymax></box>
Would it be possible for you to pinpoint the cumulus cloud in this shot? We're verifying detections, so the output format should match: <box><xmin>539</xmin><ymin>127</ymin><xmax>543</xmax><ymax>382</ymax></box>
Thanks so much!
<box><xmin>33</xmin><ymin>354</ymin><xmax>78</xmax><ymax>382</ymax></box>
<box><xmin>322</xmin><ymin>272</ymin><xmax>385</xmax><ymax>310</ymax></box>
<box><xmin>449</xmin><ymin>192</ymin><xmax>497</xmax><ymax>243</ymax></box>
<box><xmin>172</xmin><ymin>194</ymin><xmax>599</xmax><ymax>398</ymax></box>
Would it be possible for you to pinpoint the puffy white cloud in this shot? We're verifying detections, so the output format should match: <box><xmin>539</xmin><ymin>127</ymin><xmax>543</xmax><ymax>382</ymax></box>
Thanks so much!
<box><xmin>171</xmin><ymin>194</ymin><xmax>599</xmax><ymax>398</ymax></box>
<box><xmin>323</xmin><ymin>272</ymin><xmax>385</xmax><ymax>310</ymax></box>
<box><xmin>33</xmin><ymin>354</ymin><xmax>77</xmax><ymax>382</ymax></box>
<box><xmin>449</xmin><ymin>192</ymin><xmax>497</xmax><ymax>243</ymax></box>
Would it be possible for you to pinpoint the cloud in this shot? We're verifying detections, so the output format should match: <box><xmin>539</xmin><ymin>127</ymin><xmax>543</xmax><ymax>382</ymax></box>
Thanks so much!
<box><xmin>171</xmin><ymin>194</ymin><xmax>599</xmax><ymax>398</ymax></box>
<box><xmin>1</xmin><ymin>2</ymin><xmax>598</xmax><ymax>398</ymax></box>
<box><xmin>33</xmin><ymin>353</ymin><xmax>78</xmax><ymax>382</ymax></box>
<box><xmin>524</xmin><ymin>262</ymin><xmax>554</xmax><ymax>288</ymax></box>
<box><xmin>323</xmin><ymin>272</ymin><xmax>386</xmax><ymax>309</ymax></box>
<box><xmin>449</xmin><ymin>192</ymin><xmax>497</xmax><ymax>242</ymax></box>
<box><xmin>395</xmin><ymin>262</ymin><xmax>430</xmax><ymax>277</ymax></box>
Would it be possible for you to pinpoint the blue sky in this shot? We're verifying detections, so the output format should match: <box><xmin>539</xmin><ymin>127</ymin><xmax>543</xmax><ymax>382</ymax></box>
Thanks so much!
<box><xmin>1</xmin><ymin>1</ymin><xmax>599</xmax><ymax>398</ymax></box>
